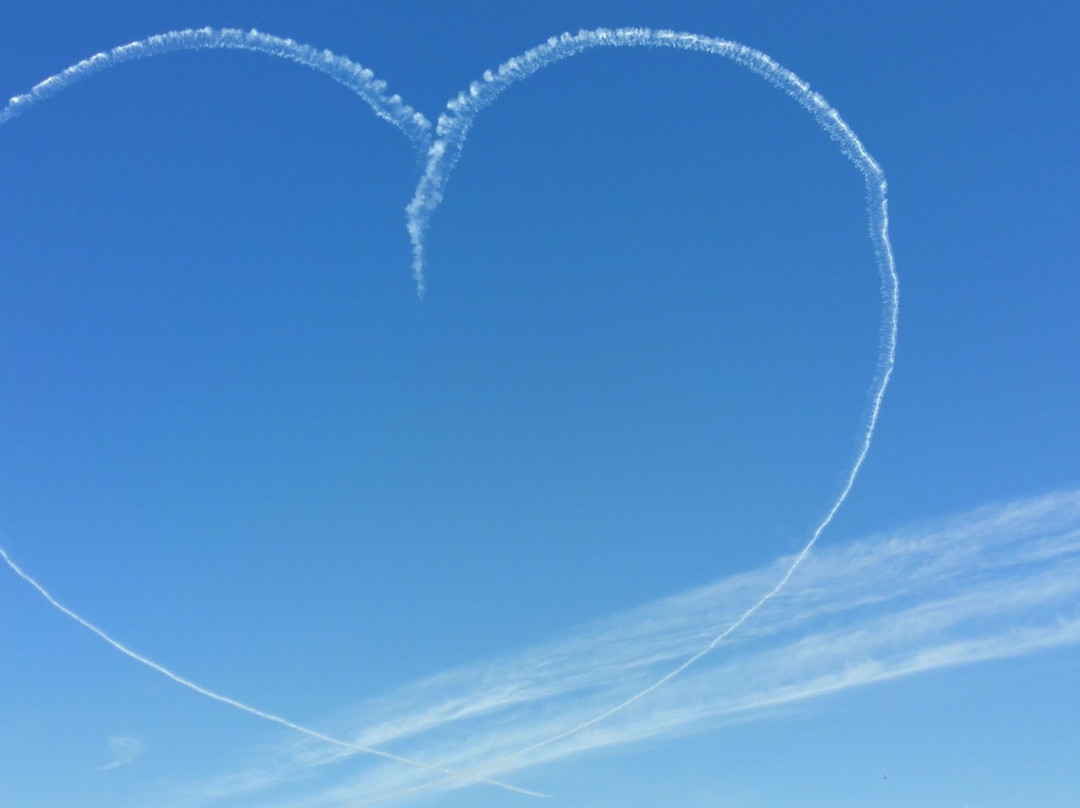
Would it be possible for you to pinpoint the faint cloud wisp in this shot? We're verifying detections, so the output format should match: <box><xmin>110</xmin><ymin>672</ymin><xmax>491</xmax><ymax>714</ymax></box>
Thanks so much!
<box><xmin>95</xmin><ymin>735</ymin><xmax>144</xmax><ymax>772</ymax></box>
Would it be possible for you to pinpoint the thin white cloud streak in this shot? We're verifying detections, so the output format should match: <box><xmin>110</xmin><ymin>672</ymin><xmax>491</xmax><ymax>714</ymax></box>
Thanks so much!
<box><xmin>0</xmin><ymin>28</ymin><xmax>432</xmax><ymax>151</ymax></box>
<box><xmin>404</xmin><ymin>24</ymin><xmax>899</xmax><ymax>782</ymax></box>
<box><xmin>95</xmin><ymin>735</ymin><xmax>144</xmax><ymax>772</ymax></box>
<box><xmin>172</xmin><ymin>488</ymin><xmax>1080</xmax><ymax>807</ymax></box>
<box><xmin>0</xmin><ymin>544</ymin><xmax>543</xmax><ymax>797</ymax></box>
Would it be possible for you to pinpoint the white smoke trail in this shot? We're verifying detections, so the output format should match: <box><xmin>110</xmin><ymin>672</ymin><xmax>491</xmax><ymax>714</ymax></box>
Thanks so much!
<box><xmin>0</xmin><ymin>27</ymin><xmax>432</xmax><ymax>151</ymax></box>
<box><xmin>2</xmin><ymin>24</ymin><xmax>898</xmax><ymax>804</ymax></box>
<box><xmin>0</xmin><ymin>546</ymin><xmax>545</xmax><ymax>798</ymax></box>
<box><xmin>390</xmin><ymin>26</ymin><xmax>899</xmax><ymax>799</ymax></box>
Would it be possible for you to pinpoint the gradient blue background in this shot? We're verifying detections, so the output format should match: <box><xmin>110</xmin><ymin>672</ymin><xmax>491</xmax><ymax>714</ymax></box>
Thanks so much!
<box><xmin>1</xmin><ymin>1</ymin><xmax>1077</xmax><ymax>806</ymax></box>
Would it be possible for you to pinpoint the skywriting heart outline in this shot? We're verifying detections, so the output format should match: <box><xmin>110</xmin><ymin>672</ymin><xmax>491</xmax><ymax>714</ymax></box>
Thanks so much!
<box><xmin>0</xmin><ymin>26</ymin><xmax>897</xmax><ymax>803</ymax></box>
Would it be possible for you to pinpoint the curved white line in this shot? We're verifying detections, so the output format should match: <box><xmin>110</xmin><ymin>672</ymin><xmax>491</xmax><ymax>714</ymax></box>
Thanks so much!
<box><xmin>388</xmin><ymin>25</ymin><xmax>898</xmax><ymax>801</ymax></box>
<box><xmin>0</xmin><ymin>27</ymin><xmax>432</xmax><ymax>151</ymax></box>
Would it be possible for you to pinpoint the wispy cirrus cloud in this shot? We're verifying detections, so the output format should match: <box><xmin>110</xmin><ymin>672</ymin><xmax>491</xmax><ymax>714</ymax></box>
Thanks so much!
<box><xmin>95</xmin><ymin>735</ymin><xmax>144</xmax><ymax>772</ymax></box>
<box><xmin>168</xmin><ymin>487</ymin><xmax>1080</xmax><ymax>807</ymax></box>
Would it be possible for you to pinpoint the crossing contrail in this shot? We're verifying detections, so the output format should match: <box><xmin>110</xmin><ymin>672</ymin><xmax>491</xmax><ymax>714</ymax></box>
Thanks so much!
<box><xmin>0</xmin><ymin>27</ymin><xmax>432</xmax><ymax>152</ymax></box>
<box><xmin>387</xmin><ymin>26</ymin><xmax>898</xmax><ymax>800</ymax></box>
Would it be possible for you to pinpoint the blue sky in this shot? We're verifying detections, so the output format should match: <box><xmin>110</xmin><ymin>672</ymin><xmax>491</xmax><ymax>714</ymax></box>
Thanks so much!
<box><xmin>0</xmin><ymin>2</ymin><xmax>1077</xmax><ymax>806</ymax></box>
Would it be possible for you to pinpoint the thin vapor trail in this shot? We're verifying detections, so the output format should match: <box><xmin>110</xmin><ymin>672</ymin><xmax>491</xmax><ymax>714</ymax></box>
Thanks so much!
<box><xmin>0</xmin><ymin>27</ymin><xmax>432</xmax><ymax>151</ymax></box>
<box><xmin>393</xmin><ymin>26</ymin><xmax>898</xmax><ymax>799</ymax></box>
<box><xmin>0</xmin><ymin>546</ymin><xmax>545</xmax><ymax>798</ymax></box>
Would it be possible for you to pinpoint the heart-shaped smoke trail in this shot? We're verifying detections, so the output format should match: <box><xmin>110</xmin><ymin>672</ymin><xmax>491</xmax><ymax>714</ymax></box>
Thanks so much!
<box><xmin>1</xmin><ymin>25</ymin><xmax>898</xmax><ymax>804</ymax></box>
